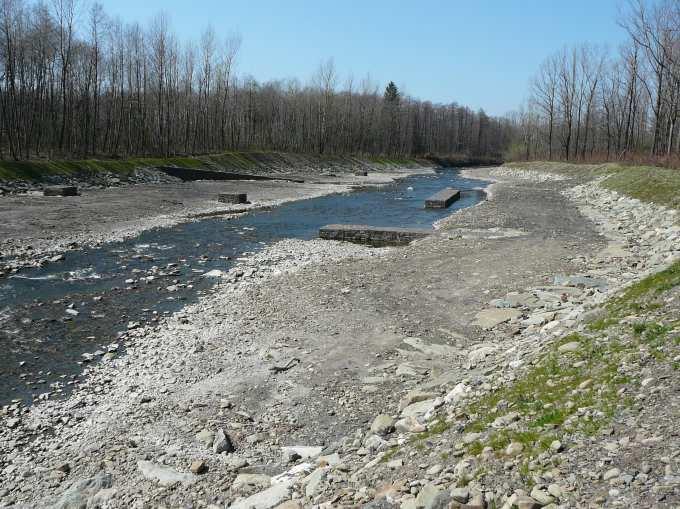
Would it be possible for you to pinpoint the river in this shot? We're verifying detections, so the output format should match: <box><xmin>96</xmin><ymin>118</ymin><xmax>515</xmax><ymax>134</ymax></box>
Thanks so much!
<box><xmin>0</xmin><ymin>168</ymin><xmax>488</xmax><ymax>405</ymax></box>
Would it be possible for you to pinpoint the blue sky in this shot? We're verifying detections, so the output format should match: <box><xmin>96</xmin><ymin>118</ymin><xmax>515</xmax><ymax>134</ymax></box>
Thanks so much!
<box><xmin>96</xmin><ymin>0</ymin><xmax>627</xmax><ymax>116</ymax></box>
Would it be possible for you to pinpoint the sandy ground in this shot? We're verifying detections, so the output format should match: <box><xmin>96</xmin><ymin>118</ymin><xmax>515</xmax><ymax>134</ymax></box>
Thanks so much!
<box><xmin>0</xmin><ymin>168</ymin><xmax>430</xmax><ymax>275</ymax></box>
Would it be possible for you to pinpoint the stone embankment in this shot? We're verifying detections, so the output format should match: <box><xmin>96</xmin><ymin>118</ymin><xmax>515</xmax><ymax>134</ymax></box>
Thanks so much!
<box><xmin>0</xmin><ymin>166</ymin><xmax>678</xmax><ymax>508</ymax></box>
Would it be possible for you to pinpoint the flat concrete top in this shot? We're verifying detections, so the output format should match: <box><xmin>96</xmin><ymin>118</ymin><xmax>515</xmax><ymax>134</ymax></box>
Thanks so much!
<box><xmin>320</xmin><ymin>224</ymin><xmax>433</xmax><ymax>234</ymax></box>
<box><xmin>426</xmin><ymin>187</ymin><xmax>460</xmax><ymax>200</ymax></box>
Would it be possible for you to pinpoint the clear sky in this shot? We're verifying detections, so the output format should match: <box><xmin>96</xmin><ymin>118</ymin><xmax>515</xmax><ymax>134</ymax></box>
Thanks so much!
<box><xmin>95</xmin><ymin>0</ymin><xmax>627</xmax><ymax>116</ymax></box>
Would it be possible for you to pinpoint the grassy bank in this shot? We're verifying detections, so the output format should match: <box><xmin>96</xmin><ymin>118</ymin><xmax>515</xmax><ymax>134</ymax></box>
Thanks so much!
<box><xmin>507</xmin><ymin>161</ymin><xmax>680</xmax><ymax>211</ymax></box>
<box><xmin>400</xmin><ymin>258</ymin><xmax>680</xmax><ymax>488</ymax></box>
<box><xmin>462</xmin><ymin>259</ymin><xmax>679</xmax><ymax>466</ymax></box>
<box><xmin>0</xmin><ymin>152</ymin><xmax>432</xmax><ymax>182</ymax></box>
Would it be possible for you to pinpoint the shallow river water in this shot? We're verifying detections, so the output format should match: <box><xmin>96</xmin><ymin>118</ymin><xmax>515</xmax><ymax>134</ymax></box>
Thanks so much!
<box><xmin>0</xmin><ymin>169</ymin><xmax>488</xmax><ymax>405</ymax></box>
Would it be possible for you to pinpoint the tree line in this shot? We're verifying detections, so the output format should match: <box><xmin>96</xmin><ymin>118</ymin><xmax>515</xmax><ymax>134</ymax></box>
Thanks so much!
<box><xmin>0</xmin><ymin>0</ymin><xmax>511</xmax><ymax>161</ymax></box>
<box><xmin>513</xmin><ymin>0</ymin><xmax>680</xmax><ymax>164</ymax></box>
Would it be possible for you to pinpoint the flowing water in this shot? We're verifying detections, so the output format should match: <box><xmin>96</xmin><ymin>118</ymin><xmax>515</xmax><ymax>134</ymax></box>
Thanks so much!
<box><xmin>0</xmin><ymin>169</ymin><xmax>488</xmax><ymax>405</ymax></box>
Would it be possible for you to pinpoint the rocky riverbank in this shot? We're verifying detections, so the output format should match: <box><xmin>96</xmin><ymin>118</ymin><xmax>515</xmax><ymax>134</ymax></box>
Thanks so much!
<box><xmin>0</xmin><ymin>166</ymin><xmax>432</xmax><ymax>277</ymax></box>
<box><xmin>1</xmin><ymin>165</ymin><xmax>678</xmax><ymax>508</ymax></box>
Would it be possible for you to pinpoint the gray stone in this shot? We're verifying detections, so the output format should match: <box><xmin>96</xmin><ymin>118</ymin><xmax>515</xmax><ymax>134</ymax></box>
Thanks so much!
<box><xmin>424</xmin><ymin>464</ymin><xmax>442</xmax><ymax>476</ymax></box>
<box><xmin>549</xmin><ymin>440</ymin><xmax>563</xmax><ymax>452</ymax></box>
<box><xmin>444</xmin><ymin>383</ymin><xmax>471</xmax><ymax>405</ymax></box>
<box><xmin>530</xmin><ymin>486</ymin><xmax>555</xmax><ymax>505</ymax></box>
<box><xmin>247</xmin><ymin>432</ymin><xmax>268</xmax><ymax>445</ymax></box>
<box><xmin>491</xmin><ymin>411</ymin><xmax>520</xmax><ymax>429</ymax></box>
<box><xmin>398</xmin><ymin>390</ymin><xmax>439</xmax><ymax>411</ymax></box>
<box><xmin>414</xmin><ymin>483</ymin><xmax>441</xmax><ymax>508</ymax></box>
<box><xmin>505</xmin><ymin>441</ymin><xmax>524</xmax><ymax>456</ymax></box>
<box><xmin>233</xmin><ymin>473</ymin><xmax>272</xmax><ymax>491</ymax></box>
<box><xmin>137</xmin><ymin>461</ymin><xmax>196</xmax><ymax>485</ymax></box>
<box><xmin>514</xmin><ymin>495</ymin><xmax>542</xmax><ymax>509</ymax></box>
<box><xmin>387</xmin><ymin>458</ymin><xmax>404</xmax><ymax>469</ymax></box>
<box><xmin>472</xmin><ymin>308</ymin><xmax>521</xmax><ymax>329</ymax></box>
<box><xmin>423</xmin><ymin>490</ymin><xmax>452</xmax><ymax>509</ymax></box>
<box><xmin>363</xmin><ymin>498</ymin><xmax>398</xmax><ymax>508</ymax></box>
<box><xmin>230</xmin><ymin>484</ymin><xmax>292</xmax><ymax>509</ymax></box>
<box><xmin>395</xmin><ymin>363</ymin><xmax>421</xmax><ymax>377</ymax></box>
<box><xmin>196</xmin><ymin>428</ymin><xmax>215</xmax><ymax>448</ymax></box>
<box><xmin>401</xmin><ymin>399</ymin><xmax>437</xmax><ymax>418</ymax></box>
<box><xmin>281</xmin><ymin>446</ymin><xmax>322</xmax><ymax>459</ymax></box>
<box><xmin>226</xmin><ymin>455</ymin><xmax>249</xmax><ymax>470</ymax></box>
<box><xmin>547</xmin><ymin>484</ymin><xmax>563</xmax><ymax>499</ymax></box>
<box><xmin>370</xmin><ymin>414</ymin><xmax>395</xmax><ymax>436</ymax></box>
<box><xmin>364</xmin><ymin>434</ymin><xmax>388</xmax><ymax>452</ymax></box>
<box><xmin>604</xmin><ymin>467</ymin><xmax>621</xmax><ymax>481</ymax></box>
<box><xmin>213</xmin><ymin>428</ymin><xmax>234</xmax><ymax>454</ymax></box>
<box><xmin>304</xmin><ymin>467</ymin><xmax>328</xmax><ymax>498</ymax></box>
<box><xmin>499</xmin><ymin>292</ymin><xmax>540</xmax><ymax>308</ymax></box>
<box><xmin>52</xmin><ymin>472</ymin><xmax>113</xmax><ymax>509</ymax></box>
<box><xmin>318</xmin><ymin>452</ymin><xmax>340</xmax><ymax>466</ymax></box>
<box><xmin>450</xmin><ymin>486</ymin><xmax>470</xmax><ymax>503</ymax></box>
<box><xmin>465</xmin><ymin>492</ymin><xmax>486</xmax><ymax>509</ymax></box>
<box><xmin>558</xmin><ymin>341</ymin><xmax>581</xmax><ymax>354</ymax></box>
<box><xmin>88</xmin><ymin>487</ymin><xmax>117</xmax><ymax>507</ymax></box>
<box><xmin>553</xmin><ymin>275</ymin><xmax>608</xmax><ymax>290</ymax></box>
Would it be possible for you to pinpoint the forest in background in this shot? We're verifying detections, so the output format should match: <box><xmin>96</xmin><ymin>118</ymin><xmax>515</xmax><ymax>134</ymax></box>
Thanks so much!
<box><xmin>0</xmin><ymin>0</ymin><xmax>512</xmax><ymax>163</ymax></box>
<box><xmin>513</xmin><ymin>0</ymin><xmax>680</xmax><ymax>167</ymax></box>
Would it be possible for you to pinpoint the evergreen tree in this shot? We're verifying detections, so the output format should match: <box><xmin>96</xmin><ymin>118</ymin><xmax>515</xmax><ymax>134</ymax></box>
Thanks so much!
<box><xmin>384</xmin><ymin>81</ymin><xmax>400</xmax><ymax>105</ymax></box>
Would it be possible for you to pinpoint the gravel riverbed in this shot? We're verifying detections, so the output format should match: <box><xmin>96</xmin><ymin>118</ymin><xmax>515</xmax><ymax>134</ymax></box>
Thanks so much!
<box><xmin>1</xmin><ymin>166</ymin><xmax>678</xmax><ymax>508</ymax></box>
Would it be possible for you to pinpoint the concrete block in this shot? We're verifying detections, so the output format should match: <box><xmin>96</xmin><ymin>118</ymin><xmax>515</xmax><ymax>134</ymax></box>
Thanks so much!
<box><xmin>157</xmin><ymin>166</ymin><xmax>304</xmax><ymax>183</ymax></box>
<box><xmin>319</xmin><ymin>224</ymin><xmax>431</xmax><ymax>247</ymax></box>
<box><xmin>425</xmin><ymin>188</ymin><xmax>460</xmax><ymax>208</ymax></box>
<box><xmin>218</xmin><ymin>193</ymin><xmax>248</xmax><ymax>204</ymax></box>
<box><xmin>43</xmin><ymin>186</ymin><xmax>79</xmax><ymax>197</ymax></box>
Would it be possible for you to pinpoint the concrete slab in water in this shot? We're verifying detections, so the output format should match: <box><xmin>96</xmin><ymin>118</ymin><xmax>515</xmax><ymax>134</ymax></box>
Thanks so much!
<box><xmin>319</xmin><ymin>224</ymin><xmax>431</xmax><ymax>247</ymax></box>
<box><xmin>425</xmin><ymin>187</ymin><xmax>460</xmax><ymax>208</ymax></box>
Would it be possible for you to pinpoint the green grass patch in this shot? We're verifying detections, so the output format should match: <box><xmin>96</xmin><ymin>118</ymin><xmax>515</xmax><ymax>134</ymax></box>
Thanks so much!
<box><xmin>455</xmin><ymin>262</ymin><xmax>680</xmax><ymax>460</ymax></box>
<box><xmin>0</xmin><ymin>151</ymin><xmax>430</xmax><ymax>182</ymax></box>
<box><xmin>379</xmin><ymin>446</ymin><xmax>399</xmax><ymax>464</ymax></box>
<box><xmin>602</xmin><ymin>164</ymin><xmax>680</xmax><ymax>210</ymax></box>
<box><xmin>459</xmin><ymin>331</ymin><xmax>632</xmax><ymax>458</ymax></box>
<box><xmin>391</xmin><ymin>264</ymin><xmax>679</xmax><ymax>465</ymax></box>
<box><xmin>507</xmin><ymin>161</ymin><xmax>680</xmax><ymax>211</ymax></box>
<box><xmin>602</xmin><ymin>261</ymin><xmax>680</xmax><ymax>324</ymax></box>
<box><xmin>0</xmin><ymin>156</ymin><xmax>204</xmax><ymax>181</ymax></box>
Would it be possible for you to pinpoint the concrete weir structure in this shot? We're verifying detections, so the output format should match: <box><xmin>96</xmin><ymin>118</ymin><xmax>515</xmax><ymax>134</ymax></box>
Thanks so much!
<box><xmin>319</xmin><ymin>224</ymin><xmax>431</xmax><ymax>247</ymax></box>
<box><xmin>425</xmin><ymin>187</ymin><xmax>460</xmax><ymax>208</ymax></box>
<box><xmin>218</xmin><ymin>193</ymin><xmax>248</xmax><ymax>204</ymax></box>
<box><xmin>43</xmin><ymin>186</ymin><xmax>78</xmax><ymax>197</ymax></box>
<box><xmin>156</xmin><ymin>166</ymin><xmax>304</xmax><ymax>183</ymax></box>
